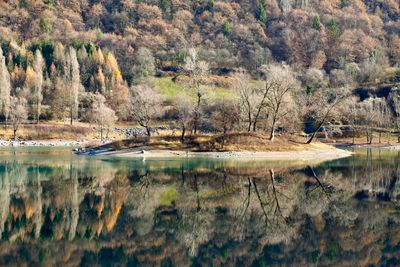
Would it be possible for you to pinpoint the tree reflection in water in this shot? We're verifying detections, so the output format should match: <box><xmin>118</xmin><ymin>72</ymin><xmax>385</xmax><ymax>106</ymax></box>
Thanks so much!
<box><xmin>0</xmin><ymin>147</ymin><xmax>398</xmax><ymax>266</ymax></box>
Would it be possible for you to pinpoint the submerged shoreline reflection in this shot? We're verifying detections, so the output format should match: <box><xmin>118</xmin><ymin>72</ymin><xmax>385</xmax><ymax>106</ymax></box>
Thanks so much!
<box><xmin>0</xmin><ymin>147</ymin><xmax>398</xmax><ymax>266</ymax></box>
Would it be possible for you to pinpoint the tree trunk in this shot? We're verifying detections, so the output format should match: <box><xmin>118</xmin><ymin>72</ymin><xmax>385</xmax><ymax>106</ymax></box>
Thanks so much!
<box><xmin>37</xmin><ymin>102</ymin><xmax>40</xmax><ymax>124</ymax></box>
<box><xmin>194</xmin><ymin>92</ymin><xmax>202</xmax><ymax>135</ymax></box>
<box><xmin>181</xmin><ymin>127</ymin><xmax>186</xmax><ymax>143</ymax></box>
<box><xmin>193</xmin><ymin>110</ymin><xmax>199</xmax><ymax>135</ymax></box>
<box><xmin>307</xmin><ymin>122</ymin><xmax>324</xmax><ymax>144</ymax></box>
<box><xmin>248</xmin><ymin>113</ymin><xmax>252</xmax><ymax>132</ymax></box>
<box><xmin>306</xmin><ymin>98</ymin><xmax>345</xmax><ymax>145</ymax></box>
<box><xmin>146</xmin><ymin>126</ymin><xmax>151</xmax><ymax>137</ymax></box>
<box><xmin>306</xmin><ymin>118</ymin><xmax>327</xmax><ymax>144</ymax></box>
<box><xmin>368</xmin><ymin>128</ymin><xmax>373</xmax><ymax>144</ymax></box>
<box><xmin>323</xmin><ymin>126</ymin><xmax>328</xmax><ymax>140</ymax></box>
<box><xmin>13</xmin><ymin>127</ymin><xmax>17</xmax><ymax>141</ymax></box>
<box><xmin>269</xmin><ymin>118</ymin><xmax>276</xmax><ymax>141</ymax></box>
<box><xmin>70</xmin><ymin>107</ymin><xmax>73</xmax><ymax>126</ymax></box>
<box><xmin>307</xmin><ymin>131</ymin><xmax>317</xmax><ymax>144</ymax></box>
<box><xmin>252</xmin><ymin>112</ymin><xmax>260</xmax><ymax>132</ymax></box>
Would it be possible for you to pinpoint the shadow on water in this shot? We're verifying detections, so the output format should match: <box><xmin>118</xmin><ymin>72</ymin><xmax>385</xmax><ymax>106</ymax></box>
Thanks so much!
<box><xmin>0</xmin><ymin>147</ymin><xmax>399</xmax><ymax>266</ymax></box>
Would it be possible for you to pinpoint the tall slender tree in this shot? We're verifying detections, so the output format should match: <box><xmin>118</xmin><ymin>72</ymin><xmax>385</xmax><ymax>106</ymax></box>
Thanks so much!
<box><xmin>183</xmin><ymin>48</ymin><xmax>209</xmax><ymax>134</ymax></box>
<box><xmin>65</xmin><ymin>47</ymin><xmax>81</xmax><ymax>126</ymax></box>
<box><xmin>33</xmin><ymin>50</ymin><xmax>44</xmax><ymax>124</ymax></box>
<box><xmin>0</xmin><ymin>48</ymin><xmax>11</xmax><ymax>126</ymax></box>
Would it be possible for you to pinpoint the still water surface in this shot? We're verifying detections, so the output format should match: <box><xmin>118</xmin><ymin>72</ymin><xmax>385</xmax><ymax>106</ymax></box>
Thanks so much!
<box><xmin>0</xmin><ymin>147</ymin><xmax>399</xmax><ymax>266</ymax></box>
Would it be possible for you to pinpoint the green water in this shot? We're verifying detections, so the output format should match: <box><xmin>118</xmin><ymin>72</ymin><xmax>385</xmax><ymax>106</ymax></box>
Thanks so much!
<box><xmin>0</xmin><ymin>147</ymin><xmax>399</xmax><ymax>266</ymax></box>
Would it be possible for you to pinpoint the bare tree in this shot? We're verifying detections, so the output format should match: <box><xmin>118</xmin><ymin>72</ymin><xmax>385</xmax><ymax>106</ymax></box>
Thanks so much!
<box><xmin>90</xmin><ymin>94</ymin><xmax>117</xmax><ymax>141</ymax></box>
<box><xmin>263</xmin><ymin>64</ymin><xmax>299</xmax><ymax>141</ymax></box>
<box><xmin>234</xmin><ymin>70</ymin><xmax>254</xmax><ymax>131</ymax></box>
<box><xmin>33</xmin><ymin>50</ymin><xmax>44</xmax><ymax>124</ymax></box>
<box><xmin>172</xmin><ymin>94</ymin><xmax>194</xmax><ymax>143</ymax></box>
<box><xmin>9</xmin><ymin>96</ymin><xmax>28</xmax><ymax>140</ymax></box>
<box><xmin>340</xmin><ymin>96</ymin><xmax>359</xmax><ymax>144</ymax></box>
<box><xmin>361</xmin><ymin>100</ymin><xmax>375</xmax><ymax>144</ymax></box>
<box><xmin>129</xmin><ymin>84</ymin><xmax>164</xmax><ymax>136</ymax></box>
<box><xmin>379</xmin><ymin>99</ymin><xmax>392</xmax><ymax>143</ymax></box>
<box><xmin>182</xmin><ymin>48</ymin><xmax>209</xmax><ymax>134</ymax></box>
<box><xmin>0</xmin><ymin>47</ymin><xmax>11</xmax><ymax>126</ymax></box>
<box><xmin>358</xmin><ymin>98</ymin><xmax>387</xmax><ymax>144</ymax></box>
<box><xmin>389</xmin><ymin>91</ymin><xmax>400</xmax><ymax>143</ymax></box>
<box><xmin>234</xmin><ymin>69</ymin><xmax>269</xmax><ymax>132</ymax></box>
<box><xmin>375</xmin><ymin>99</ymin><xmax>391</xmax><ymax>144</ymax></box>
<box><xmin>209</xmin><ymin>99</ymin><xmax>240</xmax><ymax>135</ymax></box>
<box><xmin>300</xmin><ymin>87</ymin><xmax>348</xmax><ymax>144</ymax></box>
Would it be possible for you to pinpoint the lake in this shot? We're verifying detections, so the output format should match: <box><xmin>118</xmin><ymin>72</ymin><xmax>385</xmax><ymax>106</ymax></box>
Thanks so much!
<box><xmin>0</xmin><ymin>147</ymin><xmax>399</xmax><ymax>266</ymax></box>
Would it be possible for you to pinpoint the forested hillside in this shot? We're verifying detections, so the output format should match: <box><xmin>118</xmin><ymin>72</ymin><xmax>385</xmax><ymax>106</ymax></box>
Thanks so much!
<box><xmin>0</xmin><ymin>0</ymin><xmax>399</xmax><ymax>141</ymax></box>
<box><xmin>1</xmin><ymin>0</ymin><xmax>399</xmax><ymax>75</ymax></box>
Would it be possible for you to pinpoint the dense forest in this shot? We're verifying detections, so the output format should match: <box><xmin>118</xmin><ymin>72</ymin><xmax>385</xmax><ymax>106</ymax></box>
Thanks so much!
<box><xmin>0</xmin><ymin>0</ymin><xmax>399</xmax><ymax>141</ymax></box>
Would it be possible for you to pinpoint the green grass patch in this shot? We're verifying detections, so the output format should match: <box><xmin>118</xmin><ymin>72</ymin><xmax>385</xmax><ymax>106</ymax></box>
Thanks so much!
<box><xmin>154</xmin><ymin>77</ymin><xmax>186</xmax><ymax>99</ymax></box>
<box><xmin>159</xmin><ymin>186</ymin><xmax>179</xmax><ymax>206</ymax></box>
<box><xmin>199</xmin><ymin>185</ymin><xmax>237</xmax><ymax>199</ymax></box>
<box><xmin>153</xmin><ymin>77</ymin><xmax>231</xmax><ymax>101</ymax></box>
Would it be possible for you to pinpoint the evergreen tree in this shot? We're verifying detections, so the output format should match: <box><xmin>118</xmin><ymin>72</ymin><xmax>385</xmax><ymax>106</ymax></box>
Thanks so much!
<box><xmin>340</xmin><ymin>0</ymin><xmax>349</xmax><ymax>8</ymax></box>
<box><xmin>161</xmin><ymin>0</ymin><xmax>171</xmax><ymax>14</ymax></box>
<box><xmin>312</xmin><ymin>15</ymin><xmax>321</xmax><ymax>31</ymax></box>
<box><xmin>328</xmin><ymin>20</ymin><xmax>341</xmax><ymax>38</ymax></box>
<box><xmin>257</xmin><ymin>2</ymin><xmax>267</xmax><ymax>24</ymax></box>
<box><xmin>222</xmin><ymin>20</ymin><xmax>231</xmax><ymax>36</ymax></box>
<box><xmin>207</xmin><ymin>0</ymin><xmax>214</xmax><ymax>11</ymax></box>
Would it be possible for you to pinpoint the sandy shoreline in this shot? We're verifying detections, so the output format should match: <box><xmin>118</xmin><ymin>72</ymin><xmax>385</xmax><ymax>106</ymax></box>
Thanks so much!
<box><xmin>82</xmin><ymin>146</ymin><xmax>353</xmax><ymax>161</ymax></box>
<box><xmin>0</xmin><ymin>139</ymin><xmax>354</xmax><ymax>162</ymax></box>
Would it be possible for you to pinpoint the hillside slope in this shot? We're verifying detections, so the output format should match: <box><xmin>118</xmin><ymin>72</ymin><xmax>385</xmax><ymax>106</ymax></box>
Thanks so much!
<box><xmin>0</xmin><ymin>0</ymin><xmax>398</xmax><ymax>78</ymax></box>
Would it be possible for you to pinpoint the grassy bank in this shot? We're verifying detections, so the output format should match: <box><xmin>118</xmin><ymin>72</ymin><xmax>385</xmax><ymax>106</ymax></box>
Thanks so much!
<box><xmin>81</xmin><ymin>132</ymin><xmax>353</xmax><ymax>161</ymax></box>
<box><xmin>92</xmin><ymin>132</ymin><xmax>333</xmax><ymax>153</ymax></box>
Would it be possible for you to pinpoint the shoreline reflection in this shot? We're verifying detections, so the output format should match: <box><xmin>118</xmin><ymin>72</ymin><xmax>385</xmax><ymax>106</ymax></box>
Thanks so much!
<box><xmin>0</xmin><ymin>148</ymin><xmax>398</xmax><ymax>266</ymax></box>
